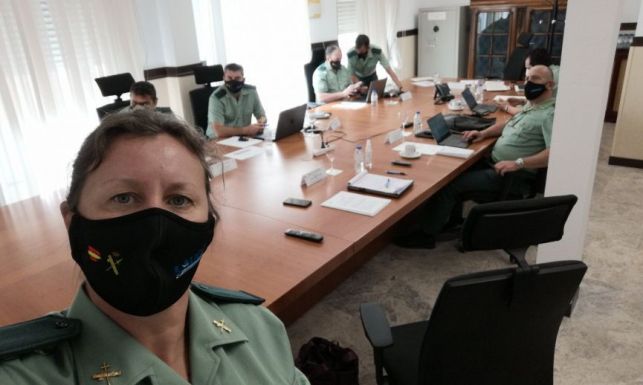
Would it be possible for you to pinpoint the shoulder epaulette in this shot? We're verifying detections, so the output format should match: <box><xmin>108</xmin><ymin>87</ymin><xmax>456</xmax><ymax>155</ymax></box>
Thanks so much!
<box><xmin>191</xmin><ymin>282</ymin><xmax>265</xmax><ymax>305</ymax></box>
<box><xmin>317</xmin><ymin>63</ymin><xmax>328</xmax><ymax>72</ymax></box>
<box><xmin>371</xmin><ymin>47</ymin><xmax>382</xmax><ymax>55</ymax></box>
<box><xmin>0</xmin><ymin>314</ymin><xmax>81</xmax><ymax>362</ymax></box>
<box><xmin>214</xmin><ymin>87</ymin><xmax>227</xmax><ymax>99</ymax></box>
<box><xmin>243</xmin><ymin>84</ymin><xmax>256</xmax><ymax>90</ymax></box>
<box><xmin>347</xmin><ymin>50</ymin><xmax>357</xmax><ymax>59</ymax></box>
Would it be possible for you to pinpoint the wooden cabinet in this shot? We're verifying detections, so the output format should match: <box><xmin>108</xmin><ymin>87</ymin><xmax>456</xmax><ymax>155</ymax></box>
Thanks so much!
<box><xmin>468</xmin><ymin>0</ymin><xmax>567</xmax><ymax>78</ymax></box>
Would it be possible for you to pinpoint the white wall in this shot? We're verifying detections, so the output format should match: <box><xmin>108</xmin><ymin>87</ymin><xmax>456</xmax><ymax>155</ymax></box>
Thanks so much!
<box><xmin>309</xmin><ymin>0</ymin><xmax>338</xmax><ymax>43</ymax></box>
<box><xmin>538</xmin><ymin>0</ymin><xmax>623</xmax><ymax>263</ymax></box>
<box><xmin>622</xmin><ymin>0</ymin><xmax>642</xmax><ymax>23</ymax></box>
<box><xmin>636</xmin><ymin>0</ymin><xmax>643</xmax><ymax>35</ymax></box>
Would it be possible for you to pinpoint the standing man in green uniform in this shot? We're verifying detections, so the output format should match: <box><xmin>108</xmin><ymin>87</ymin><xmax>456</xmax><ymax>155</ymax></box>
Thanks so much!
<box><xmin>207</xmin><ymin>63</ymin><xmax>266</xmax><ymax>139</ymax></box>
<box><xmin>347</xmin><ymin>34</ymin><xmax>403</xmax><ymax>90</ymax></box>
<box><xmin>312</xmin><ymin>45</ymin><xmax>362</xmax><ymax>103</ymax></box>
<box><xmin>394</xmin><ymin>65</ymin><xmax>556</xmax><ymax>249</ymax></box>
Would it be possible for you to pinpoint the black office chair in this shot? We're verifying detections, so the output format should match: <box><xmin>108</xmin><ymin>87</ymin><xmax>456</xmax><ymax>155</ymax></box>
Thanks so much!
<box><xmin>499</xmin><ymin>167</ymin><xmax>548</xmax><ymax>200</ymax></box>
<box><xmin>95</xmin><ymin>73</ymin><xmax>135</xmax><ymax>120</ymax></box>
<box><xmin>304</xmin><ymin>44</ymin><xmax>332</xmax><ymax>103</ymax></box>
<box><xmin>189</xmin><ymin>65</ymin><xmax>224</xmax><ymax>135</ymax></box>
<box><xmin>503</xmin><ymin>32</ymin><xmax>533</xmax><ymax>81</ymax></box>
<box><xmin>361</xmin><ymin>195</ymin><xmax>586</xmax><ymax>385</ymax></box>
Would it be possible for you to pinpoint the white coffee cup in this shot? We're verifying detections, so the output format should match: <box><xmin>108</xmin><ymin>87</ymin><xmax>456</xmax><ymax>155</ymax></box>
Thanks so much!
<box><xmin>404</xmin><ymin>143</ymin><xmax>416</xmax><ymax>156</ymax></box>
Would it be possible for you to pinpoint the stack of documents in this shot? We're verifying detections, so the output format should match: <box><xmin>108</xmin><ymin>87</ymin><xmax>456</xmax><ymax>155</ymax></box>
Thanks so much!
<box><xmin>437</xmin><ymin>146</ymin><xmax>474</xmax><ymax>159</ymax></box>
<box><xmin>218</xmin><ymin>136</ymin><xmax>263</xmax><ymax>148</ymax></box>
<box><xmin>322</xmin><ymin>191</ymin><xmax>391</xmax><ymax>217</ymax></box>
<box><xmin>393</xmin><ymin>142</ymin><xmax>440</xmax><ymax>155</ymax></box>
<box><xmin>347</xmin><ymin>171</ymin><xmax>413</xmax><ymax>198</ymax></box>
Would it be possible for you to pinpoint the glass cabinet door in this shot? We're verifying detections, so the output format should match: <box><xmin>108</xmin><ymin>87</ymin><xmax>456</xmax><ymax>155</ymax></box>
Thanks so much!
<box><xmin>474</xmin><ymin>10</ymin><xmax>512</xmax><ymax>78</ymax></box>
<box><xmin>528</xmin><ymin>8</ymin><xmax>566</xmax><ymax>63</ymax></box>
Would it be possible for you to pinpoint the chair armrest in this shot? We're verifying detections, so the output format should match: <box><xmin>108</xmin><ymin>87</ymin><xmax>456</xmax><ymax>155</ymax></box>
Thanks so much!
<box><xmin>359</xmin><ymin>303</ymin><xmax>393</xmax><ymax>348</ymax></box>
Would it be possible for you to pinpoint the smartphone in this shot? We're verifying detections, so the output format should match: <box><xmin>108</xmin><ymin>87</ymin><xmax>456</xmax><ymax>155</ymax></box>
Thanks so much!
<box><xmin>283</xmin><ymin>198</ymin><xmax>312</xmax><ymax>208</ymax></box>
<box><xmin>391</xmin><ymin>160</ymin><xmax>412</xmax><ymax>167</ymax></box>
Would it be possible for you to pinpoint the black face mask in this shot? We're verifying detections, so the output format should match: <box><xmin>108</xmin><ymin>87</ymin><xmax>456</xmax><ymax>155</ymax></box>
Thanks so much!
<box><xmin>69</xmin><ymin>208</ymin><xmax>215</xmax><ymax>316</ymax></box>
<box><xmin>225</xmin><ymin>79</ymin><xmax>245</xmax><ymax>93</ymax></box>
<box><xmin>524</xmin><ymin>81</ymin><xmax>547</xmax><ymax>100</ymax></box>
<box><xmin>330</xmin><ymin>60</ymin><xmax>341</xmax><ymax>70</ymax></box>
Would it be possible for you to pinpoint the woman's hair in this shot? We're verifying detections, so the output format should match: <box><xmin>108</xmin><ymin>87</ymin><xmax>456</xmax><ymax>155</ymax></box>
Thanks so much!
<box><xmin>67</xmin><ymin>110</ymin><xmax>217</xmax><ymax>217</ymax></box>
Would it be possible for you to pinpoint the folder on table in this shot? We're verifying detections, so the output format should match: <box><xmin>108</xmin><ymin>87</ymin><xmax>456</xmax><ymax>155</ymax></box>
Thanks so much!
<box><xmin>347</xmin><ymin>171</ymin><xmax>413</xmax><ymax>198</ymax></box>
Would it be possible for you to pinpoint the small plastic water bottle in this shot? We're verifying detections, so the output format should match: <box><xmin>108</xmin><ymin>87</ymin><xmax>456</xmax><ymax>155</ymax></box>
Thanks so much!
<box><xmin>475</xmin><ymin>79</ymin><xmax>485</xmax><ymax>103</ymax></box>
<box><xmin>413</xmin><ymin>111</ymin><xmax>422</xmax><ymax>134</ymax></box>
<box><xmin>370</xmin><ymin>90</ymin><xmax>378</xmax><ymax>105</ymax></box>
<box><xmin>364</xmin><ymin>139</ymin><xmax>373</xmax><ymax>169</ymax></box>
<box><xmin>354</xmin><ymin>145</ymin><xmax>364</xmax><ymax>173</ymax></box>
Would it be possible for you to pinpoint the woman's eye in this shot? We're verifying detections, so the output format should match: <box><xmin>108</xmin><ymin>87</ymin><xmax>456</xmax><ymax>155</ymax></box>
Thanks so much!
<box><xmin>112</xmin><ymin>193</ymin><xmax>133</xmax><ymax>204</ymax></box>
<box><xmin>169</xmin><ymin>195</ymin><xmax>192</xmax><ymax>207</ymax></box>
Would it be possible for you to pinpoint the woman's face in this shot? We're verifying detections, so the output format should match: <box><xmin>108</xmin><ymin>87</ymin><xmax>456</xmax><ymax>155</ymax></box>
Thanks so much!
<box><xmin>65</xmin><ymin>133</ymin><xmax>209</xmax><ymax>224</ymax></box>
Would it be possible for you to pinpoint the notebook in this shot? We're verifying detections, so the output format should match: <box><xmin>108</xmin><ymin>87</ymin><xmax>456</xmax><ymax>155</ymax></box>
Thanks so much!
<box><xmin>321</xmin><ymin>191</ymin><xmax>391</xmax><ymax>217</ymax></box>
<box><xmin>347</xmin><ymin>171</ymin><xmax>413</xmax><ymax>198</ymax></box>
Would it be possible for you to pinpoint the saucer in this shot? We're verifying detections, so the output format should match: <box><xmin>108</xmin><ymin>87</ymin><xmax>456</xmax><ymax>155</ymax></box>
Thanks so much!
<box><xmin>400</xmin><ymin>151</ymin><xmax>422</xmax><ymax>159</ymax></box>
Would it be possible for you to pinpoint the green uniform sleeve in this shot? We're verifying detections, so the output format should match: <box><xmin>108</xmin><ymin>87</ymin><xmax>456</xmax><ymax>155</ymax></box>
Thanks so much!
<box><xmin>378</xmin><ymin>51</ymin><xmax>390</xmax><ymax>68</ymax></box>
<box><xmin>206</xmin><ymin>92</ymin><xmax>224</xmax><ymax>139</ymax></box>
<box><xmin>253</xmin><ymin>91</ymin><xmax>265</xmax><ymax>120</ymax></box>
<box><xmin>541</xmin><ymin>109</ymin><xmax>554</xmax><ymax>148</ymax></box>
<box><xmin>312</xmin><ymin>68</ymin><xmax>329</xmax><ymax>94</ymax></box>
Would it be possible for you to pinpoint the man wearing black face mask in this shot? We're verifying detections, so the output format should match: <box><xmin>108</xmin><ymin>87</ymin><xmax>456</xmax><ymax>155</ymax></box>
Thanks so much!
<box><xmin>312</xmin><ymin>45</ymin><xmax>362</xmax><ymax>103</ymax></box>
<box><xmin>347</xmin><ymin>34</ymin><xmax>403</xmax><ymax>90</ymax></box>
<box><xmin>394</xmin><ymin>65</ymin><xmax>556</xmax><ymax>249</ymax></box>
<box><xmin>207</xmin><ymin>63</ymin><xmax>266</xmax><ymax>139</ymax></box>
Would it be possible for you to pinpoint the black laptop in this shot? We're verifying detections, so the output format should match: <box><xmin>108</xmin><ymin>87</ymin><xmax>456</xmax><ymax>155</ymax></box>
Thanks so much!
<box><xmin>258</xmin><ymin>104</ymin><xmax>307</xmax><ymax>141</ymax></box>
<box><xmin>357</xmin><ymin>78</ymin><xmax>387</xmax><ymax>103</ymax></box>
<box><xmin>428</xmin><ymin>113</ymin><xmax>469</xmax><ymax>149</ymax></box>
<box><xmin>461</xmin><ymin>87</ymin><xmax>498</xmax><ymax>116</ymax></box>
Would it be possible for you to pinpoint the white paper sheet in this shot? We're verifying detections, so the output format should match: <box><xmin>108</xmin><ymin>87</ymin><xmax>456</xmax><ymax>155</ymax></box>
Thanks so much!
<box><xmin>447</xmin><ymin>82</ymin><xmax>466</xmax><ymax>91</ymax></box>
<box><xmin>224</xmin><ymin>146</ymin><xmax>264</xmax><ymax>160</ymax></box>
<box><xmin>321</xmin><ymin>191</ymin><xmax>391</xmax><ymax>217</ymax></box>
<box><xmin>484</xmin><ymin>81</ymin><xmax>511</xmax><ymax>92</ymax></box>
<box><xmin>332</xmin><ymin>101</ymin><xmax>368</xmax><ymax>110</ymax></box>
<box><xmin>393</xmin><ymin>142</ymin><xmax>440</xmax><ymax>155</ymax></box>
<box><xmin>411</xmin><ymin>80</ymin><xmax>435</xmax><ymax>87</ymax></box>
<box><xmin>217</xmin><ymin>136</ymin><xmax>263</xmax><ymax>148</ymax></box>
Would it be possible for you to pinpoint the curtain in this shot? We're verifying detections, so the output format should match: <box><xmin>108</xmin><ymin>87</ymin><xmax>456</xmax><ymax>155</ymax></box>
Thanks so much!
<box><xmin>218</xmin><ymin>0</ymin><xmax>311</xmax><ymax>123</ymax></box>
<box><xmin>0</xmin><ymin>0</ymin><xmax>144</xmax><ymax>206</ymax></box>
<box><xmin>355</xmin><ymin>0</ymin><xmax>401</xmax><ymax>75</ymax></box>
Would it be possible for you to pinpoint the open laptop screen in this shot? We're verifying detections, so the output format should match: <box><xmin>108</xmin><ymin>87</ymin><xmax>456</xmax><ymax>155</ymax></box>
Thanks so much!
<box><xmin>461</xmin><ymin>87</ymin><xmax>477</xmax><ymax>109</ymax></box>
<box><xmin>427</xmin><ymin>113</ymin><xmax>450</xmax><ymax>143</ymax></box>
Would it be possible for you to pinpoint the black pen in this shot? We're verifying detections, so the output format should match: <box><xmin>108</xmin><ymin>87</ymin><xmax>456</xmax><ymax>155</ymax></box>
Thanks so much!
<box><xmin>386</xmin><ymin>170</ymin><xmax>406</xmax><ymax>175</ymax></box>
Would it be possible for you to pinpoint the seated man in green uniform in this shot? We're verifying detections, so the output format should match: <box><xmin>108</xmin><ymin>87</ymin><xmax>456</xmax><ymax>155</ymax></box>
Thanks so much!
<box><xmin>312</xmin><ymin>45</ymin><xmax>362</xmax><ymax>103</ymax></box>
<box><xmin>206</xmin><ymin>63</ymin><xmax>266</xmax><ymax>139</ymax></box>
<box><xmin>0</xmin><ymin>111</ymin><xmax>310</xmax><ymax>385</ymax></box>
<box><xmin>394</xmin><ymin>65</ymin><xmax>556</xmax><ymax>249</ymax></box>
<box><xmin>118</xmin><ymin>81</ymin><xmax>172</xmax><ymax>114</ymax></box>
<box><xmin>347</xmin><ymin>34</ymin><xmax>403</xmax><ymax>90</ymax></box>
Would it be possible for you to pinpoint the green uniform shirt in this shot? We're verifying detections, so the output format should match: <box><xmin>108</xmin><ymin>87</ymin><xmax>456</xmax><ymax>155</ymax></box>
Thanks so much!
<box><xmin>346</xmin><ymin>44</ymin><xmax>389</xmax><ymax>78</ymax></box>
<box><xmin>0</xmin><ymin>288</ymin><xmax>310</xmax><ymax>385</ymax></box>
<box><xmin>312</xmin><ymin>62</ymin><xmax>352</xmax><ymax>100</ymax></box>
<box><xmin>491</xmin><ymin>98</ymin><xmax>555</xmax><ymax>166</ymax></box>
<box><xmin>207</xmin><ymin>85</ymin><xmax>265</xmax><ymax>139</ymax></box>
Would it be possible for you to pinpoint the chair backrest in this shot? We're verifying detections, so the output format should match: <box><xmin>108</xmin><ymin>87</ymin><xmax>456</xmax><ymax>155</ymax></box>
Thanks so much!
<box><xmin>189</xmin><ymin>86</ymin><xmax>216</xmax><ymax>135</ymax></box>
<box><xmin>304</xmin><ymin>45</ymin><xmax>330</xmax><ymax>102</ymax></box>
<box><xmin>193</xmin><ymin>65</ymin><xmax>224</xmax><ymax>86</ymax></box>
<box><xmin>96</xmin><ymin>100</ymin><xmax>129</xmax><ymax>120</ymax></box>
<box><xmin>95</xmin><ymin>73</ymin><xmax>134</xmax><ymax>101</ymax></box>
<box><xmin>418</xmin><ymin>260</ymin><xmax>587</xmax><ymax>385</ymax></box>
<box><xmin>461</xmin><ymin>194</ymin><xmax>577</xmax><ymax>252</ymax></box>
<box><xmin>503</xmin><ymin>32</ymin><xmax>533</xmax><ymax>81</ymax></box>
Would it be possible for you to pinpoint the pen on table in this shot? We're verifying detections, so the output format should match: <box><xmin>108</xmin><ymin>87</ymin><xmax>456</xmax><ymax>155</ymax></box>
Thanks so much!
<box><xmin>385</xmin><ymin>178</ymin><xmax>390</xmax><ymax>188</ymax></box>
<box><xmin>386</xmin><ymin>170</ymin><xmax>406</xmax><ymax>175</ymax></box>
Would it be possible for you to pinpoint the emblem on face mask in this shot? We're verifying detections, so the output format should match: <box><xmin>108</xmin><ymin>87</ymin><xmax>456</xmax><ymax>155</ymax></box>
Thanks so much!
<box><xmin>87</xmin><ymin>246</ymin><xmax>101</xmax><ymax>262</ymax></box>
<box><xmin>173</xmin><ymin>249</ymin><xmax>204</xmax><ymax>279</ymax></box>
<box><xmin>105</xmin><ymin>252</ymin><xmax>122</xmax><ymax>276</ymax></box>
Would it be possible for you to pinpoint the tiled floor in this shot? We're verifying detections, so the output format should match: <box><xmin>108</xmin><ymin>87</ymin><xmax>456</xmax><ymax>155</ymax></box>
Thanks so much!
<box><xmin>287</xmin><ymin>123</ymin><xmax>643</xmax><ymax>385</ymax></box>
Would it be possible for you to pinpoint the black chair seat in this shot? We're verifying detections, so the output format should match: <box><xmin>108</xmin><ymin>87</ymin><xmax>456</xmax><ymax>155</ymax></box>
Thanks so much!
<box><xmin>381</xmin><ymin>321</ymin><xmax>428</xmax><ymax>385</ymax></box>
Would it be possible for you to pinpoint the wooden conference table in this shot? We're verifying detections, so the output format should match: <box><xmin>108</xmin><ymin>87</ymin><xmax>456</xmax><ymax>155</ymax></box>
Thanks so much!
<box><xmin>0</xmin><ymin>80</ymin><xmax>514</xmax><ymax>326</ymax></box>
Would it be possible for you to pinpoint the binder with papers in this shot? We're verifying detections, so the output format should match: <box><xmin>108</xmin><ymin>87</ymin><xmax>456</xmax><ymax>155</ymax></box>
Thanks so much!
<box><xmin>347</xmin><ymin>171</ymin><xmax>413</xmax><ymax>198</ymax></box>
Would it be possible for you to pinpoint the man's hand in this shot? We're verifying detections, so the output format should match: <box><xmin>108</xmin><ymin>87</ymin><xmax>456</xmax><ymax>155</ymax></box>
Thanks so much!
<box><xmin>507</xmin><ymin>97</ymin><xmax>526</xmax><ymax>107</ymax></box>
<box><xmin>243</xmin><ymin>123</ymin><xmax>264</xmax><ymax>136</ymax></box>
<box><xmin>494</xmin><ymin>160</ymin><xmax>521</xmax><ymax>176</ymax></box>
<box><xmin>342</xmin><ymin>83</ymin><xmax>359</xmax><ymax>98</ymax></box>
<box><xmin>463</xmin><ymin>130</ymin><xmax>485</xmax><ymax>143</ymax></box>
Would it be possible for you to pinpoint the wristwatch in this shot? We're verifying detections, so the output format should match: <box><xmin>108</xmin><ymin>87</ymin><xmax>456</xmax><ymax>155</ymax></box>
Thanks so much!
<box><xmin>515</xmin><ymin>157</ymin><xmax>525</xmax><ymax>169</ymax></box>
